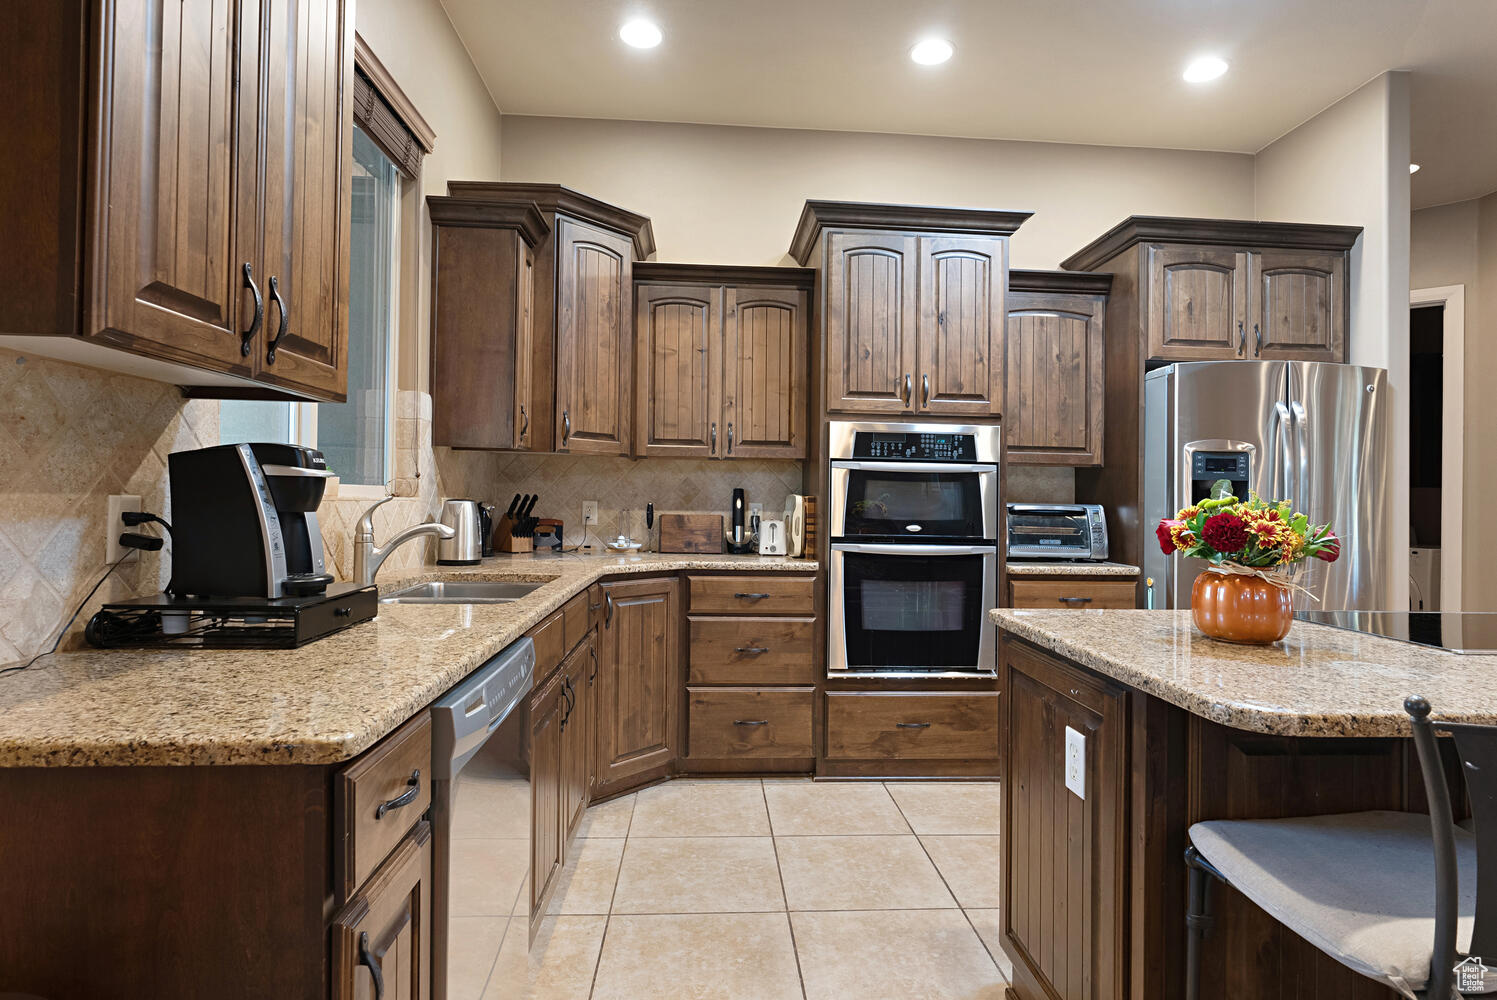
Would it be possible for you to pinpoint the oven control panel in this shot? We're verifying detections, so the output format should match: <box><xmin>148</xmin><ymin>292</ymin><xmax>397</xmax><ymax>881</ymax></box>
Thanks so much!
<box><xmin>854</xmin><ymin>432</ymin><xmax>977</xmax><ymax>462</ymax></box>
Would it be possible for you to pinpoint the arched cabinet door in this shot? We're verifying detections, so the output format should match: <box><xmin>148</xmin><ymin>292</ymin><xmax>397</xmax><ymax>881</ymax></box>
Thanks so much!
<box><xmin>1145</xmin><ymin>244</ymin><xmax>1249</xmax><ymax>360</ymax></box>
<box><xmin>723</xmin><ymin>287</ymin><xmax>808</xmax><ymax>458</ymax></box>
<box><xmin>1005</xmin><ymin>290</ymin><xmax>1106</xmax><ymax>466</ymax></box>
<box><xmin>917</xmin><ymin>236</ymin><xmax>1006</xmax><ymax>417</ymax></box>
<box><xmin>555</xmin><ymin>217</ymin><xmax>633</xmax><ymax>455</ymax></box>
<box><xmin>1249</xmin><ymin>249</ymin><xmax>1346</xmax><ymax>362</ymax></box>
<box><xmin>634</xmin><ymin>284</ymin><xmax>721</xmax><ymax>458</ymax></box>
<box><xmin>824</xmin><ymin>232</ymin><xmax>919</xmax><ymax>414</ymax></box>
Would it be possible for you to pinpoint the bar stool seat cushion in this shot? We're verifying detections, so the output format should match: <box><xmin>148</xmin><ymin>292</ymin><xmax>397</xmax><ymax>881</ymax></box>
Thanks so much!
<box><xmin>1189</xmin><ymin>810</ymin><xmax>1476</xmax><ymax>998</ymax></box>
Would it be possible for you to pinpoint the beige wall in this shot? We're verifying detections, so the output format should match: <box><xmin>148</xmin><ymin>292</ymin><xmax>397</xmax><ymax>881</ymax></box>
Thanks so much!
<box><xmin>498</xmin><ymin>116</ymin><xmax>1258</xmax><ymax>269</ymax></box>
<box><xmin>1255</xmin><ymin>72</ymin><xmax>1412</xmax><ymax>611</ymax></box>
<box><xmin>356</xmin><ymin>0</ymin><xmax>505</xmax><ymax>394</ymax></box>
<box><xmin>1475</xmin><ymin>194</ymin><xmax>1497</xmax><ymax>610</ymax></box>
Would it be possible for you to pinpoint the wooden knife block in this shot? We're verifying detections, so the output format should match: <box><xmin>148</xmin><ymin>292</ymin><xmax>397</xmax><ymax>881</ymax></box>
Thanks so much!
<box><xmin>495</xmin><ymin>515</ymin><xmax>532</xmax><ymax>553</ymax></box>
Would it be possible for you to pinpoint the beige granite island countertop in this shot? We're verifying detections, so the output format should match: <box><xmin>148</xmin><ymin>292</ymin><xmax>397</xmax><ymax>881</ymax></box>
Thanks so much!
<box><xmin>991</xmin><ymin>608</ymin><xmax>1497</xmax><ymax>737</ymax></box>
<box><xmin>1004</xmin><ymin>561</ymin><xmax>1140</xmax><ymax>577</ymax></box>
<box><xmin>0</xmin><ymin>552</ymin><xmax>817</xmax><ymax>768</ymax></box>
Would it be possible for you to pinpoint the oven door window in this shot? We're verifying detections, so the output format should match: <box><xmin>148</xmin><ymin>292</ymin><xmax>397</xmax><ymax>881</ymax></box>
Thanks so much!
<box><xmin>839</xmin><ymin>550</ymin><xmax>987</xmax><ymax>669</ymax></box>
<box><xmin>843</xmin><ymin>470</ymin><xmax>985</xmax><ymax>538</ymax></box>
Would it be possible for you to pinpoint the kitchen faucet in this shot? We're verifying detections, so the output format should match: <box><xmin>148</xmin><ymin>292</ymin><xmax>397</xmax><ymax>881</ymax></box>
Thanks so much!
<box><xmin>353</xmin><ymin>495</ymin><xmax>455</xmax><ymax>586</ymax></box>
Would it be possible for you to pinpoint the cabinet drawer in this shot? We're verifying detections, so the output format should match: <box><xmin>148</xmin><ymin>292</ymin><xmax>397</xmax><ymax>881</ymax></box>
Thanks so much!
<box><xmin>688</xmin><ymin>616</ymin><xmax>816</xmax><ymax>684</ymax></box>
<box><xmin>689</xmin><ymin>575</ymin><xmax>815</xmax><ymax>615</ymax></box>
<box><xmin>825</xmin><ymin>692</ymin><xmax>998</xmax><ymax>760</ymax></box>
<box><xmin>337</xmin><ymin>711</ymin><xmax>433</xmax><ymax>897</ymax></box>
<box><xmin>1009</xmin><ymin>579</ymin><xmax>1137</xmax><ymax>609</ymax></box>
<box><xmin>563</xmin><ymin>590</ymin><xmax>594</xmax><ymax>650</ymax></box>
<box><xmin>688</xmin><ymin>687</ymin><xmax>814</xmax><ymax>759</ymax></box>
<box><xmin>530</xmin><ymin>607</ymin><xmax>566</xmax><ymax>679</ymax></box>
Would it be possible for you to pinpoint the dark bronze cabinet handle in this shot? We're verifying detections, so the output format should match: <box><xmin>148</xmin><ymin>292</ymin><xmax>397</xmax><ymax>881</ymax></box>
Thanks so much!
<box><xmin>519</xmin><ymin>405</ymin><xmax>529</xmax><ymax>439</ymax></box>
<box><xmin>735</xmin><ymin>646</ymin><xmax>769</xmax><ymax>654</ymax></box>
<box><xmin>239</xmin><ymin>262</ymin><xmax>263</xmax><ymax>356</ymax></box>
<box><xmin>1237</xmin><ymin>321</ymin><xmax>1246</xmax><ymax>356</ymax></box>
<box><xmin>1253</xmin><ymin>322</ymin><xmax>1262</xmax><ymax>357</ymax></box>
<box><xmin>265</xmin><ymin>275</ymin><xmax>289</xmax><ymax>364</ymax></box>
<box><xmin>1057</xmin><ymin>596</ymin><xmax>1093</xmax><ymax>605</ymax></box>
<box><xmin>359</xmin><ymin>931</ymin><xmax>385</xmax><ymax>1000</ymax></box>
<box><xmin>589</xmin><ymin>643</ymin><xmax>598</xmax><ymax>685</ymax></box>
<box><xmin>710</xmin><ymin>421</ymin><xmax>718</xmax><ymax>455</ymax></box>
<box><xmin>604</xmin><ymin>591</ymin><xmax>614</xmax><ymax>626</ymax></box>
<box><xmin>561</xmin><ymin>408</ymin><xmax>571</xmax><ymax>446</ymax></box>
<box><xmin>922</xmin><ymin>373</ymin><xmax>930</xmax><ymax>407</ymax></box>
<box><xmin>896</xmin><ymin>722</ymin><xmax>931</xmax><ymax>729</ymax></box>
<box><xmin>734</xmin><ymin>719</ymin><xmax>769</xmax><ymax>727</ymax></box>
<box><xmin>726</xmin><ymin>421</ymin><xmax>734</xmax><ymax>455</ymax></box>
<box><xmin>374</xmin><ymin>769</ymin><xmax>420</xmax><ymax>820</ymax></box>
<box><xmin>734</xmin><ymin>592</ymin><xmax>770</xmax><ymax>600</ymax></box>
<box><xmin>561</xmin><ymin>677</ymin><xmax>574</xmax><ymax>730</ymax></box>
<box><xmin>902</xmin><ymin>373</ymin><xmax>912</xmax><ymax>405</ymax></box>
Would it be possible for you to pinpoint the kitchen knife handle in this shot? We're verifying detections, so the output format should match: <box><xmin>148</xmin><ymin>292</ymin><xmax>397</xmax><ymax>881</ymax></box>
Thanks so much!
<box><xmin>265</xmin><ymin>275</ymin><xmax>289</xmax><ymax>364</ymax></box>
<box><xmin>1237</xmin><ymin>321</ymin><xmax>1246</xmax><ymax>356</ymax></box>
<box><xmin>239</xmin><ymin>263</ymin><xmax>262</xmax><ymax>356</ymax></box>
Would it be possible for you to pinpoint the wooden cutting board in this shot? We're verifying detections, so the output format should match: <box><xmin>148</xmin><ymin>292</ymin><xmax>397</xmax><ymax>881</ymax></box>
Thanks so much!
<box><xmin>659</xmin><ymin>513</ymin><xmax>724</xmax><ymax>553</ymax></box>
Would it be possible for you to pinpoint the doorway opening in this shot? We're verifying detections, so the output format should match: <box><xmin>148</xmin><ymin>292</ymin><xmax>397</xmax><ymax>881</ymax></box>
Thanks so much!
<box><xmin>1408</xmin><ymin>285</ymin><xmax>1466</xmax><ymax>612</ymax></box>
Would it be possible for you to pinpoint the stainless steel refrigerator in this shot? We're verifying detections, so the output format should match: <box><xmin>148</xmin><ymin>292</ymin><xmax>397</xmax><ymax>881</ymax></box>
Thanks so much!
<box><xmin>1143</xmin><ymin>361</ymin><xmax>1393</xmax><ymax>612</ymax></box>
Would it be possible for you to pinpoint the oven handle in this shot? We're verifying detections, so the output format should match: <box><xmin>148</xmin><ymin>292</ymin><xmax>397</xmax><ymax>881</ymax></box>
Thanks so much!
<box><xmin>831</xmin><ymin>542</ymin><xmax>996</xmax><ymax>557</ymax></box>
<box><xmin>830</xmin><ymin>460</ymin><xmax>997</xmax><ymax>475</ymax></box>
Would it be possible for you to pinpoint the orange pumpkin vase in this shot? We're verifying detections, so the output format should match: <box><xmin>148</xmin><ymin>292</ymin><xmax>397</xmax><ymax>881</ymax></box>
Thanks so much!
<box><xmin>1191</xmin><ymin>570</ymin><xmax>1294</xmax><ymax>644</ymax></box>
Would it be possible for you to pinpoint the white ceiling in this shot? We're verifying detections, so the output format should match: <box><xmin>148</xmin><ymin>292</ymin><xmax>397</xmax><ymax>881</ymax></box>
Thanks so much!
<box><xmin>441</xmin><ymin>0</ymin><xmax>1497</xmax><ymax>209</ymax></box>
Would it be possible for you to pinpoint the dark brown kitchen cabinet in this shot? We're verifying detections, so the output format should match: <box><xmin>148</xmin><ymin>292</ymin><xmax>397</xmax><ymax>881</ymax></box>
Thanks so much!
<box><xmin>633</xmin><ymin>264</ymin><xmax>812</xmax><ymax>459</ymax></box>
<box><xmin>1000</xmin><ymin>636</ymin><xmax>1127</xmax><ymax>1000</ymax></box>
<box><xmin>428</xmin><ymin>200</ymin><xmax>548</xmax><ymax>449</ymax></box>
<box><xmin>1145</xmin><ymin>244</ymin><xmax>1249</xmax><ymax>359</ymax></box>
<box><xmin>332</xmin><ymin>821</ymin><xmax>433</xmax><ymax>1000</ymax></box>
<box><xmin>595</xmin><ymin>576</ymin><xmax>681</xmax><ymax>796</ymax></box>
<box><xmin>562</xmin><ymin>634</ymin><xmax>594</xmax><ymax>839</ymax></box>
<box><xmin>1248</xmin><ymin>249</ymin><xmax>1347</xmax><ymax>360</ymax></box>
<box><xmin>918</xmin><ymin>236</ymin><xmax>1007</xmax><ymax>416</ymax></box>
<box><xmin>439</xmin><ymin>183</ymin><xmax>654</xmax><ymax>453</ymax></box>
<box><xmin>790</xmin><ymin>202</ymin><xmax>1032</xmax><ymax>420</ymax></box>
<box><xmin>1005</xmin><ymin>270</ymin><xmax>1110</xmax><ymax>466</ymax></box>
<box><xmin>528</xmin><ymin>666</ymin><xmax>567</xmax><ymax>920</ymax></box>
<box><xmin>1</xmin><ymin>0</ymin><xmax>353</xmax><ymax>400</ymax></box>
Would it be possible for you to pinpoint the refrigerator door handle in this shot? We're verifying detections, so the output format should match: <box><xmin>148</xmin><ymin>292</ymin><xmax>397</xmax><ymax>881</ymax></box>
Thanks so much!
<box><xmin>1290</xmin><ymin>400</ymin><xmax>1308</xmax><ymax>511</ymax></box>
<box><xmin>1272</xmin><ymin>401</ymin><xmax>1291</xmax><ymax>501</ymax></box>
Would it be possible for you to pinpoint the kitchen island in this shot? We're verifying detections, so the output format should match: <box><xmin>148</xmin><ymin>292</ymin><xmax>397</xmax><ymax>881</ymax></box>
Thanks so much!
<box><xmin>991</xmin><ymin>608</ymin><xmax>1497</xmax><ymax>1000</ymax></box>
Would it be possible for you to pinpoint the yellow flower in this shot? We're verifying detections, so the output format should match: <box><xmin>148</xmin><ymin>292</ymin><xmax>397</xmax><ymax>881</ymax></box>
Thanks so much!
<box><xmin>1278</xmin><ymin>530</ymin><xmax>1306</xmax><ymax>563</ymax></box>
<box><xmin>1169</xmin><ymin>523</ymin><xmax>1196</xmax><ymax>550</ymax></box>
<box><xmin>1176</xmin><ymin>505</ymin><xmax>1200</xmax><ymax>521</ymax></box>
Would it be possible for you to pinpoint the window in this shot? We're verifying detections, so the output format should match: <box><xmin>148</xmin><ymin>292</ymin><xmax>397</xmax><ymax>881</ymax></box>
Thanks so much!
<box><xmin>220</xmin><ymin>124</ymin><xmax>400</xmax><ymax>491</ymax></box>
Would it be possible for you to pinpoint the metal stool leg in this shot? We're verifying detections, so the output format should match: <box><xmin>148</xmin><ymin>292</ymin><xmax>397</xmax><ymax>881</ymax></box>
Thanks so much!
<box><xmin>1185</xmin><ymin>846</ymin><xmax>1221</xmax><ymax>1000</ymax></box>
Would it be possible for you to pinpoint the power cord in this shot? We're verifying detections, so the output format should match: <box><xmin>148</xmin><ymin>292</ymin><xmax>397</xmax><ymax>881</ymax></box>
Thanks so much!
<box><xmin>0</xmin><ymin>551</ymin><xmax>137</xmax><ymax>678</ymax></box>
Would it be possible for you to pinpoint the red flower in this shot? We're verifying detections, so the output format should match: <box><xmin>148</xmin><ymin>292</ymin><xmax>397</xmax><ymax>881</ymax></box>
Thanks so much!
<box><xmin>1156</xmin><ymin>519</ymin><xmax>1182</xmax><ymax>555</ymax></box>
<box><xmin>1201</xmin><ymin>512</ymin><xmax>1249</xmax><ymax>554</ymax></box>
<box><xmin>1315</xmin><ymin>535</ymin><xmax>1341</xmax><ymax>563</ymax></box>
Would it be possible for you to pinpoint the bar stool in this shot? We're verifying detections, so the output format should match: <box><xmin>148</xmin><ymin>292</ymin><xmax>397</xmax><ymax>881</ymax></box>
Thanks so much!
<box><xmin>1183</xmin><ymin>696</ymin><xmax>1494</xmax><ymax>999</ymax></box>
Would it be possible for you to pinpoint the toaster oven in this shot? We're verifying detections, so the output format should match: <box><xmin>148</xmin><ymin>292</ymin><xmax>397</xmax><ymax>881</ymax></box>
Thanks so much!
<box><xmin>1005</xmin><ymin>503</ymin><xmax>1109</xmax><ymax>561</ymax></box>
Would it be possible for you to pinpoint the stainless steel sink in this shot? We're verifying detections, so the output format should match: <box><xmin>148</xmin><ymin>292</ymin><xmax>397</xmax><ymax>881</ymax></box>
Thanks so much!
<box><xmin>380</xmin><ymin>580</ymin><xmax>547</xmax><ymax>604</ymax></box>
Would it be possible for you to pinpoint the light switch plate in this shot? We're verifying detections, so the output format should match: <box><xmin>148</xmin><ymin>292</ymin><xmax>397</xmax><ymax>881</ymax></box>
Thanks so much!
<box><xmin>1064</xmin><ymin>726</ymin><xmax>1086</xmax><ymax>799</ymax></box>
<box><xmin>106</xmin><ymin>495</ymin><xmax>142</xmax><ymax>562</ymax></box>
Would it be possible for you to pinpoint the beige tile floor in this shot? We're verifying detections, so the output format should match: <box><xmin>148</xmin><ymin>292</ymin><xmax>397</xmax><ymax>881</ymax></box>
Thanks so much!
<box><xmin>462</xmin><ymin>778</ymin><xmax>1012</xmax><ymax>1000</ymax></box>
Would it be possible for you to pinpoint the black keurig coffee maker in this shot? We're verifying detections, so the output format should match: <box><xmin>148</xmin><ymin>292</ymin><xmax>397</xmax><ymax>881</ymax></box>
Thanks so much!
<box><xmin>86</xmin><ymin>442</ymin><xmax>377</xmax><ymax>648</ymax></box>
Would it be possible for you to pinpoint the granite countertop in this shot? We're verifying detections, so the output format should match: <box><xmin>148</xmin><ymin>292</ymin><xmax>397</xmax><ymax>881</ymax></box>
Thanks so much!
<box><xmin>991</xmin><ymin>608</ymin><xmax>1497</xmax><ymax>737</ymax></box>
<box><xmin>0</xmin><ymin>552</ymin><xmax>817</xmax><ymax>768</ymax></box>
<box><xmin>1005</xmin><ymin>561</ymin><xmax>1140</xmax><ymax>577</ymax></box>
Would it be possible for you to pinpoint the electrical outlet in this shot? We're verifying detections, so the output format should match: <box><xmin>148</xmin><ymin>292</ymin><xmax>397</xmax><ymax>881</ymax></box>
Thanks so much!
<box><xmin>749</xmin><ymin>503</ymin><xmax>763</xmax><ymax>519</ymax></box>
<box><xmin>582</xmin><ymin>501</ymin><xmax>599</xmax><ymax>525</ymax></box>
<box><xmin>1064</xmin><ymin>726</ymin><xmax>1086</xmax><ymax>800</ymax></box>
<box><xmin>106</xmin><ymin>495</ymin><xmax>143</xmax><ymax>562</ymax></box>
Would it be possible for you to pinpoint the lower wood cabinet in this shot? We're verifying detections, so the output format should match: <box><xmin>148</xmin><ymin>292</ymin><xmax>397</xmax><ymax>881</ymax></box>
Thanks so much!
<box><xmin>825</xmin><ymin>692</ymin><xmax>999</xmax><ymax>760</ymax></box>
<box><xmin>595</xmin><ymin>576</ymin><xmax>681</xmax><ymax>795</ymax></box>
<box><xmin>332</xmin><ymin>820</ymin><xmax>433</xmax><ymax>1000</ymax></box>
<box><xmin>1000</xmin><ymin>637</ymin><xmax>1127</xmax><ymax>1000</ymax></box>
<box><xmin>562</xmin><ymin>634</ymin><xmax>594</xmax><ymax>838</ymax></box>
<box><xmin>687</xmin><ymin>687</ymin><xmax>815</xmax><ymax>758</ymax></box>
<box><xmin>529</xmin><ymin>666</ymin><xmax>567</xmax><ymax>920</ymax></box>
<box><xmin>1008</xmin><ymin>577</ymin><xmax>1137</xmax><ymax>610</ymax></box>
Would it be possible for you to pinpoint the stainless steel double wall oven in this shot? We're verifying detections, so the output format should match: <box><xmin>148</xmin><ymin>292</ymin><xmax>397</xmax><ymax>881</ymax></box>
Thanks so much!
<box><xmin>827</xmin><ymin>420</ymin><xmax>1001</xmax><ymax>676</ymax></box>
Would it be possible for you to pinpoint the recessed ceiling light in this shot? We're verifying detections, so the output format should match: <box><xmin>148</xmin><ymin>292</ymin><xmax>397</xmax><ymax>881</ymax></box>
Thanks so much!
<box><xmin>1409</xmin><ymin>163</ymin><xmax>1421</xmax><ymax>174</ymax></box>
<box><xmin>910</xmin><ymin>38</ymin><xmax>954</xmax><ymax>66</ymax></box>
<box><xmin>619</xmin><ymin>19</ymin><xmax>662</xmax><ymax>49</ymax></box>
<box><xmin>1182</xmin><ymin>55</ymin><xmax>1229</xmax><ymax>83</ymax></box>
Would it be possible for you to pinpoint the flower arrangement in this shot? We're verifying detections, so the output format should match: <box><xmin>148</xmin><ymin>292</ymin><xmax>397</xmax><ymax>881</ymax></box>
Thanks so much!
<box><xmin>1156</xmin><ymin>481</ymin><xmax>1340</xmax><ymax>569</ymax></box>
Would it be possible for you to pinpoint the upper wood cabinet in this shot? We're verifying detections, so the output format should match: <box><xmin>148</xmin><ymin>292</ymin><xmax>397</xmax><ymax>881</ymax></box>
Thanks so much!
<box><xmin>428</xmin><ymin>200</ymin><xmax>549</xmax><ymax>449</ymax></box>
<box><xmin>440</xmin><ymin>183</ymin><xmax>655</xmax><ymax>454</ymax></box>
<box><xmin>1</xmin><ymin>0</ymin><xmax>354</xmax><ymax>401</ymax></box>
<box><xmin>791</xmin><ymin>201</ymin><xmax>1032</xmax><ymax>419</ymax></box>
<box><xmin>633</xmin><ymin>264</ymin><xmax>812</xmax><ymax>459</ymax></box>
<box><xmin>1005</xmin><ymin>270</ymin><xmax>1110</xmax><ymax>466</ymax></box>
<box><xmin>1062</xmin><ymin>217</ymin><xmax>1361</xmax><ymax>365</ymax></box>
<box><xmin>595</xmin><ymin>576</ymin><xmax>681</xmax><ymax>797</ymax></box>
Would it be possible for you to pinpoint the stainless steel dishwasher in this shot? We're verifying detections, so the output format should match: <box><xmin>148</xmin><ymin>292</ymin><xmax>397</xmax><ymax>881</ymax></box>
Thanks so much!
<box><xmin>431</xmin><ymin>636</ymin><xmax>535</xmax><ymax>1000</ymax></box>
